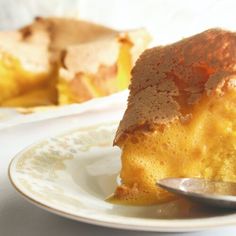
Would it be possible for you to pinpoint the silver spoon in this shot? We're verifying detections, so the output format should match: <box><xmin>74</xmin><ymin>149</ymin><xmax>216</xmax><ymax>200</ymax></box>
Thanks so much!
<box><xmin>157</xmin><ymin>178</ymin><xmax>236</xmax><ymax>209</ymax></box>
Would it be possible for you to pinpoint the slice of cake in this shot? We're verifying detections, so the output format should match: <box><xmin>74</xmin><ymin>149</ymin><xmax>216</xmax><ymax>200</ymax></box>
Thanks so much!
<box><xmin>111</xmin><ymin>29</ymin><xmax>236</xmax><ymax>205</ymax></box>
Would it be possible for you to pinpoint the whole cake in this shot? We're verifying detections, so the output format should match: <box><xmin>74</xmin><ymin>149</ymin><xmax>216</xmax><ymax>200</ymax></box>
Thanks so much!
<box><xmin>112</xmin><ymin>29</ymin><xmax>236</xmax><ymax>205</ymax></box>
<box><xmin>0</xmin><ymin>17</ymin><xmax>150</xmax><ymax>108</ymax></box>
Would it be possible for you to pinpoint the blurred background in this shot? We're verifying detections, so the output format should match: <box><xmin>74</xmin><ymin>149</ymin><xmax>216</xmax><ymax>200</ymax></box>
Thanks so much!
<box><xmin>0</xmin><ymin>0</ymin><xmax>236</xmax><ymax>45</ymax></box>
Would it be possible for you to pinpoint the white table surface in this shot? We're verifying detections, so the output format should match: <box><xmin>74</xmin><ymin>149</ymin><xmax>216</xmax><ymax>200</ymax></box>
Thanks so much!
<box><xmin>1</xmin><ymin>116</ymin><xmax>236</xmax><ymax>236</ymax></box>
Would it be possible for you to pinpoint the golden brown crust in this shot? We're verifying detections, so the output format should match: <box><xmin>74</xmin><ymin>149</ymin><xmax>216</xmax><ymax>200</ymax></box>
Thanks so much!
<box><xmin>62</xmin><ymin>38</ymin><xmax>119</xmax><ymax>75</ymax></box>
<box><xmin>21</xmin><ymin>17</ymin><xmax>117</xmax><ymax>61</ymax></box>
<box><xmin>21</xmin><ymin>17</ymin><xmax>151</xmax><ymax>78</ymax></box>
<box><xmin>114</xmin><ymin>28</ymin><xmax>236</xmax><ymax>145</ymax></box>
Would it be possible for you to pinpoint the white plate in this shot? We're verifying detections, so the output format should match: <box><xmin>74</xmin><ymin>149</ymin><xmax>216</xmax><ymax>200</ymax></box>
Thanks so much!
<box><xmin>8</xmin><ymin>121</ymin><xmax>236</xmax><ymax>232</ymax></box>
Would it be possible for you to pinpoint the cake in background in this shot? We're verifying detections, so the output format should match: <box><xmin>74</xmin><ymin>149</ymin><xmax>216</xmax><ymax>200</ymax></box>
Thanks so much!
<box><xmin>0</xmin><ymin>17</ymin><xmax>151</xmax><ymax>107</ymax></box>
<box><xmin>111</xmin><ymin>29</ymin><xmax>236</xmax><ymax>205</ymax></box>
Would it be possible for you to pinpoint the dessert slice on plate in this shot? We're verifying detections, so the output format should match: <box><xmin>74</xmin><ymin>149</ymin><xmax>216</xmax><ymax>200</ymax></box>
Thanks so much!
<box><xmin>112</xmin><ymin>29</ymin><xmax>236</xmax><ymax>205</ymax></box>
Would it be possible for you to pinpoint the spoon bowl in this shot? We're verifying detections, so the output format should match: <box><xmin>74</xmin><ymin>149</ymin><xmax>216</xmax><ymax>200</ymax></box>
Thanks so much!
<box><xmin>157</xmin><ymin>178</ymin><xmax>236</xmax><ymax>209</ymax></box>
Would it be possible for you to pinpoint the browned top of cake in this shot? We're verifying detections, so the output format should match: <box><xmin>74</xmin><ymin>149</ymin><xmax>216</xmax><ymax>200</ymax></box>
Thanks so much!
<box><xmin>114</xmin><ymin>28</ymin><xmax>236</xmax><ymax>144</ymax></box>
<box><xmin>21</xmin><ymin>17</ymin><xmax>117</xmax><ymax>52</ymax></box>
<box><xmin>20</xmin><ymin>17</ymin><xmax>150</xmax><ymax>75</ymax></box>
<box><xmin>62</xmin><ymin>29</ymin><xmax>150</xmax><ymax>76</ymax></box>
